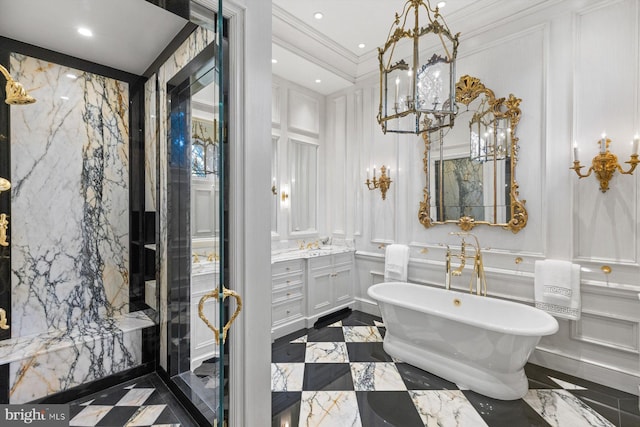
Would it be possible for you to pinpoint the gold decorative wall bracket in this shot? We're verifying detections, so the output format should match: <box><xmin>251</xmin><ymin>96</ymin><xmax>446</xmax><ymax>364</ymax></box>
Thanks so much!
<box><xmin>0</xmin><ymin>214</ymin><xmax>9</xmax><ymax>247</ymax></box>
<box><xmin>198</xmin><ymin>287</ymin><xmax>242</xmax><ymax>344</ymax></box>
<box><xmin>365</xmin><ymin>165</ymin><xmax>392</xmax><ymax>200</ymax></box>
<box><xmin>0</xmin><ymin>308</ymin><xmax>9</xmax><ymax>330</ymax></box>
<box><xmin>571</xmin><ymin>137</ymin><xmax>639</xmax><ymax>192</ymax></box>
<box><xmin>0</xmin><ymin>64</ymin><xmax>36</xmax><ymax>105</ymax></box>
<box><xmin>281</xmin><ymin>191</ymin><xmax>288</xmax><ymax>202</ymax></box>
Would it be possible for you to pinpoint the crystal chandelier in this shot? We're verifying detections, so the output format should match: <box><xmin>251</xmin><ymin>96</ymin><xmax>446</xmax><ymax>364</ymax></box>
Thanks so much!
<box><xmin>377</xmin><ymin>0</ymin><xmax>459</xmax><ymax>135</ymax></box>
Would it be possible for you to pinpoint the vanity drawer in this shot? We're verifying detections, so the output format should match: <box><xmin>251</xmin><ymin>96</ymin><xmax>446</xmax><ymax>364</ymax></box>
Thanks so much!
<box><xmin>272</xmin><ymin>298</ymin><xmax>304</xmax><ymax>325</ymax></box>
<box><xmin>272</xmin><ymin>273</ymin><xmax>304</xmax><ymax>290</ymax></box>
<box><xmin>272</xmin><ymin>283</ymin><xmax>304</xmax><ymax>304</ymax></box>
<box><xmin>272</xmin><ymin>259</ymin><xmax>304</xmax><ymax>276</ymax></box>
<box><xmin>332</xmin><ymin>252</ymin><xmax>353</xmax><ymax>266</ymax></box>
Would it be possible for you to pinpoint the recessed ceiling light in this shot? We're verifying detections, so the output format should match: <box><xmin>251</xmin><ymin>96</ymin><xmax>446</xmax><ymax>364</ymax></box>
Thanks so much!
<box><xmin>358</xmin><ymin>43</ymin><xmax>366</xmax><ymax>49</ymax></box>
<box><xmin>77</xmin><ymin>27</ymin><xmax>93</xmax><ymax>37</ymax></box>
<box><xmin>315</xmin><ymin>79</ymin><xmax>321</xmax><ymax>84</ymax></box>
<box><xmin>314</xmin><ymin>12</ymin><xmax>323</xmax><ymax>20</ymax></box>
<box><xmin>60</xmin><ymin>96</ymin><xmax>69</xmax><ymax>100</ymax></box>
<box><xmin>66</xmin><ymin>73</ymin><xmax>78</xmax><ymax>80</ymax></box>
<box><xmin>437</xmin><ymin>1</ymin><xmax>446</xmax><ymax>8</ymax></box>
<box><xmin>272</xmin><ymin>59</ymin><xmax>278</xmax><ymax>64</ymax></box>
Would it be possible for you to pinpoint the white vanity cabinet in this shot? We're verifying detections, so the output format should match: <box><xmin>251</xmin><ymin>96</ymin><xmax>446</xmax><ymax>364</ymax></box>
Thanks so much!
<box><xmin>271</xmin><ymin>259</ymin><xmax>306</xmax><ymax>338</ymax></box>
<box><xmin>307</xmin><ymin>252</ymin><xmax>354</xmax><ymax>324</ymax></box>
<box><xmin>271</xmin><ymin>250</ymin><xmax>355</xmax><ymax>340</ymax></box>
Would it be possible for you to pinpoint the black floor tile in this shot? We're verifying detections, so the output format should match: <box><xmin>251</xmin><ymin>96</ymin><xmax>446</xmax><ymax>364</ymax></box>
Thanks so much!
<box><xmin>341</xmin><ymin>311</ymin><xmax>381</xmax><ymax>326</ymax></box>
<box><xmin>572</xmin><ymin>394</ymin><xmax>621</xmax><ymax>426</ymax></box>
<box><xmin>87</xmin><ymin>388</ymin><xmax>130</xmax><ymax>405</ymax></box>
<box><xmin>95</xmin><ymin>406</ymin><xmax>139</xmax><ymax>426</ymax></box>
<box><xmin>463</xmin><ymin>390</ymin><xmax>551</xmax><ymax>427</ymax></box>
<box><xmin>356</xmin><ymin>391</ymin><xmax>424</xmax><ymax>426</ymax></box>
<box><xmin>523</xmin><ymin>364</ymin><xmax>561</xmax><ymax>389</ymax></box>
<box><xmin>620</xmin><ymin>410</ymin><xmax>640</xmax><ymax>427</ymax></box>
<box><xmin>272</xmin><ymin>392</ymin><xmax>301</xmax><ymax>427</ymax></box>
<box><xmin>154</xmin><ymin>405</ymin><xmax>184</xmax><ymax>424</ymax></box>
<box><xmin>303</xmin><ymin>363</ymin><xmax>353</xmax><ymax>391</ymax></box>
<box><xmin>395</xmin><ymin>362</ymin><xmax>458</xmax><ymax>390</ymax></box>
<box><xmin>346</xmin><ymin>342</ymin><xmax>393</xmax><ymax>362</ymax></box>
<box><xmin>619</xmin><ymin>397</ymin><xmax>640</xmax><ymax>416</ymax></box>
<box><xmin>306</xmin><ymin>326</ymin><xmax>344</xmax><ymax>342</ymax></box>
<box><xmin>272</xmin><ymin>342</ymin><xmax>306</xmax><ymax>363</ymax></box>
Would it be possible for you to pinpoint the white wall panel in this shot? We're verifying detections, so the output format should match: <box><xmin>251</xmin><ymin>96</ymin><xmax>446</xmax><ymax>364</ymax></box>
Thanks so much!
<box><xmin>574</xmin><ymin>0</ymin><xmax>639</xmax><ymax>263</ymax></box>
<box><xmin>288</xmin><ymin>89</ymin><xmax>320</xmax><ymax>135</ymax></box>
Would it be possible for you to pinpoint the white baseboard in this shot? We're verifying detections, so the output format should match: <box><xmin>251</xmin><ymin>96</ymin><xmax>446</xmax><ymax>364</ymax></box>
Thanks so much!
<box><xmin>530</xmin><ymin>346</ymin><xmax>640</xmax><ymax>396</ymax></box>
<box><xmin>355</xmin><ymin>297</ymin><xmax>380</xmax><ymax>317</ymax></box>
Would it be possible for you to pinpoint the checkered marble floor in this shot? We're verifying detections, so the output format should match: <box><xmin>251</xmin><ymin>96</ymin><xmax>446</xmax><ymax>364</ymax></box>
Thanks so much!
<box><xmin>272</xmin><ymin>310</ymin><xmax>640</xmax><ymax>427</ymax></box>
<box><xmin>68</xmin><ymin>373</ymin><xmax>197</xmax><ymax>427</ymax></box>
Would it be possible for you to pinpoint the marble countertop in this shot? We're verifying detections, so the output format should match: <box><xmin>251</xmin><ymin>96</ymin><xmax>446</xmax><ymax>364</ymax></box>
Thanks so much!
<box><xmin>271</xmin><ymin>245</ymin><xmax>354</xmax><ymax>263</ymax></box>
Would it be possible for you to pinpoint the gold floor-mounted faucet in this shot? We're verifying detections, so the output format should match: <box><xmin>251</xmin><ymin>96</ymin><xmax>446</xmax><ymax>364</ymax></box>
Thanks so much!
<box><xmin>446</xmin><ymin>232</ymin><xmax>488</xmax><ymax>296</ymax></box>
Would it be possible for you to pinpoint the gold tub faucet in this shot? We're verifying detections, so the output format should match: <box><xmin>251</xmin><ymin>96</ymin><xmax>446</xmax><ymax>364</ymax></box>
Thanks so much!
<box><xmin>446</xmin><ymin>232</ymin><xmax>488</xmax><ymax>296</ymax></box>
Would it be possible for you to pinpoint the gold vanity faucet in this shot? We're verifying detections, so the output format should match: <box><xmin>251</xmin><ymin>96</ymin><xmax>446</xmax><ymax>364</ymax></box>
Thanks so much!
<box><xmin>192</xmin><ymin>252</ymin><xmax>200</xmax><ymax>263</ymax></box>
<box><xmin>207</xmin><ymin>252</ymin><xmax>219</xmax><ymax>261</ymax></box>
<box><xmin>0</xmin><ymin>308</ymin><xmax>9</xmax><ymax>330</ymax></box>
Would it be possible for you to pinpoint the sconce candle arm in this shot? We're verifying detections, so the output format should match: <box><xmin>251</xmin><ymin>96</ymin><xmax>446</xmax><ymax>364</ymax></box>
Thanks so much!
<box><xmin>570</xmin><ymin>138</ymin><xmax>640</xmax><ymax>192</ymax></box>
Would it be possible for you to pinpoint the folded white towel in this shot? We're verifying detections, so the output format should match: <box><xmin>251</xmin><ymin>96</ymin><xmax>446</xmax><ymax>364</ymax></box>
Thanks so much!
<box><xmin>534</xmin><ymin>260</ymin><xmax>581</xmax><ymax>320</ymax></box>
<box><xmin>384</xmin><ymin>244</ymin><xmax>410</xmax><ymax>282</ymax></box>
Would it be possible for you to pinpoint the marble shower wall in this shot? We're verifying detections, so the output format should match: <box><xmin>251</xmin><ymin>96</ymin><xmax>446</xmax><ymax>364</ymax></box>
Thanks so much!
<box><xmin>9</xmin><ymin>53</ymin><xmax>130</xmax><ymax>337</ymax></box>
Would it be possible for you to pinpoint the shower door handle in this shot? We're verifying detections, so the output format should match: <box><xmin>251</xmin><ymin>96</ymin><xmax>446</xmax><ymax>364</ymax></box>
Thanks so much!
<box><xmin>198</xmin><ymin>287</ymin><xmax>243</xmax><ymax>344</ymax></box>
<box><xmin>0</xmin><ymin>308</ymin><xmax>9</xmax><ymax>330</ymax></box>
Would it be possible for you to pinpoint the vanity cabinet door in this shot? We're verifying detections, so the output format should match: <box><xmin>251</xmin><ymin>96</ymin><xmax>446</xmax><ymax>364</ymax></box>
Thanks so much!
<box><xmin>308</xmin><ymin>266</ymin><xmax>332</xmax><ymax>316</ymax></box>
<box><xmin>332</xmin><ymin>263</ymin><xmax>353</xmax><ymax>304</ymax></box>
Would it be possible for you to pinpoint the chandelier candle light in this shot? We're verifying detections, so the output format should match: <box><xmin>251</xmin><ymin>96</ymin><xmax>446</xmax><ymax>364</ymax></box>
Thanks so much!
<box><xmin>377</xmin><ymin>0</ymin><xmax>459</xmax><ymax>134</ymax></box>
<box><xmin>571</xmin><ymin>133</ymin><xmax>640</xmax><ymax>192</ymax></box>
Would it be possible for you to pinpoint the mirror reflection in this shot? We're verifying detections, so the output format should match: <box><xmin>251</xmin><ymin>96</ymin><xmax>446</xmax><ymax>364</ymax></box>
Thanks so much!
<box><xmin>419</xmin><ymin>75</ymin><xmax>527</xmax><ymax>233</ymax></box>
<box><xmin>289</xmin><ymin>139</ymin><xmax>318</xmax><ymax>233</ymax></box>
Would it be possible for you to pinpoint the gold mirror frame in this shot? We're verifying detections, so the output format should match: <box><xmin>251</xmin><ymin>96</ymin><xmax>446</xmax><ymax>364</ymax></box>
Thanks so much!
<box><xmin>418</xmin><ymin>75</ymin><xmax>528</xmax><ymax>233</ymax></box>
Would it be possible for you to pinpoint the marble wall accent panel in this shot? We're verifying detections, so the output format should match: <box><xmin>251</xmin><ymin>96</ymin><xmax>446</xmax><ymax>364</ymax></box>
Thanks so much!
<box><xmin>144</xmin><ymin>75</ymin><xmax>157</xmax><ymax>212</ymax></box>
<box><xmin>154</xmin><ymin>26</ymin><xmax>215</xmax><ymax>370</ymax></box>
<box><xmin>9</xmin><ymin>53</ymin><xmax>129</xmax><ymax>337</ymax></box>
<box><xmin>8</xmin><ymin>312</ymin><xmax>153</xmax><ymax>403</ymax></box>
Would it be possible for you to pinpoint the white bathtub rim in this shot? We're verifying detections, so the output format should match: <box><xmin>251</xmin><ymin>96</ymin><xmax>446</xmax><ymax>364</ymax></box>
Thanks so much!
<box><xmin>368</xmin><ymin>282</ymin><xmax>559</xmax><ymax>337</ymax></box>
<box><xmin>385</xmin><ymin>333</ymin><xmax>529</xmax><ymax>400</ymax></box>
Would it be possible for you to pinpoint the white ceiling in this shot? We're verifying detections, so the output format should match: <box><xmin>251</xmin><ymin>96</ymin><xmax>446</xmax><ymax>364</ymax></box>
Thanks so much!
<box><xmin>0</xmin><ymin>0</ymin><xmax>187</xmax><ymax>75</ymax></box>
<box><xmin>0</xmin><ymin>0</ymin><xmax>551</xmax><ymax>96</ymax></box>
<box><xmin>272</xmin><ymin>0</ymin><xmax>478</xmax><ymax>95</ymax></box>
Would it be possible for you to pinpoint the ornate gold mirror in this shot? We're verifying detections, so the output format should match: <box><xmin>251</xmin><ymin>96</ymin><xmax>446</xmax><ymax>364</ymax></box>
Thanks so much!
<box><xmin>418</xmin><ymin>75</ymin><xmax>527</xmax><ymax>233</ymax></box>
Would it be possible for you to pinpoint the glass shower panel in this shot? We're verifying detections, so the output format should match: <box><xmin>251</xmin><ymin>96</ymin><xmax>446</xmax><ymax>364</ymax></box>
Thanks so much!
<box><xmin>167</xmin><ymin>62</ymin><xmax>228</xmax><ymax>425</ymax></box>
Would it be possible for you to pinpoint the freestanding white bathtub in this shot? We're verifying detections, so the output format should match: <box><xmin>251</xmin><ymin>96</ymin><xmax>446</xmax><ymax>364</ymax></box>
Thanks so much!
<box><xmin>368</xmin><ymin>282</ymin><xmax>559</xmax><ymax>400</ymax></box>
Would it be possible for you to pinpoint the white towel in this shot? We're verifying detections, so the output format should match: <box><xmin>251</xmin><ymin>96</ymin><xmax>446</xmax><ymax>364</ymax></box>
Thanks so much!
<box><xmin>534</xmin><ymin>260</ymin><xmax>581</xmax><ymax>320</ymax></box>
<box><xmin>384</xmin><ymin>244</ymin><xmax>410</xmax><ymax>282</ymax></box>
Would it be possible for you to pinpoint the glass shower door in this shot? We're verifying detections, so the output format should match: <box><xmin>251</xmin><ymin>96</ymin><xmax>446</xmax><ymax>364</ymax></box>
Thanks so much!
<box><xmin>166</xmin><ymin>37</ymin><xmax>234</xmax><ymax>425</ymax></box>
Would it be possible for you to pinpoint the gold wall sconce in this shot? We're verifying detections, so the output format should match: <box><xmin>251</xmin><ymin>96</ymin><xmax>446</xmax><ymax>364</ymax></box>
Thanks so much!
<box><xmin>365</xmin><ymin>165</ymin><xmax>392</xmax><ymax>200</ymax></box>
<box><xmin>571</xmin><ymin>134</ymin><xmax>639</xmax><ymax>192</ymax></box>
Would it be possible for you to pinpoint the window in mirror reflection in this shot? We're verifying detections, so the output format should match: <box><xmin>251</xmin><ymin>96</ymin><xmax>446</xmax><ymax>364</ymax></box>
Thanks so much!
<box><xmin>290</xmin><ymin>139</ymin><xmax>318</xmax><ymax>233</ymax></box>
<box><xmin>191</xmin><ymin>117</ymin><xmax>218</xmax><ymax>177</ymax></box>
